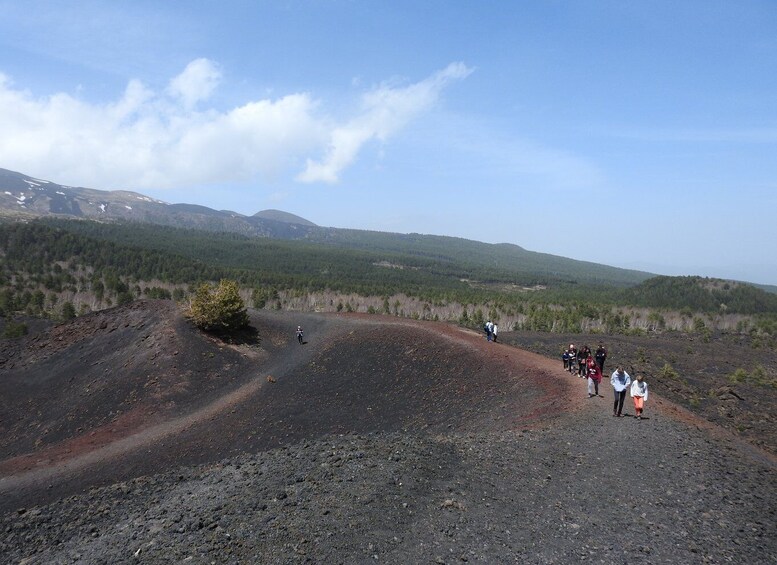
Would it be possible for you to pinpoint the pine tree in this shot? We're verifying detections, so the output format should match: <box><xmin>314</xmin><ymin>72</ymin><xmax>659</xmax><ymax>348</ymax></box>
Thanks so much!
<box><xmin>189</xmin><ymin>279</ymin><xmax>249</xmax><ymax>332</ymax></box>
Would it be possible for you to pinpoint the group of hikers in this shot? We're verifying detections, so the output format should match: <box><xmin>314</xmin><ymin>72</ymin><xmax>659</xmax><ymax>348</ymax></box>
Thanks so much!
<box><xmin>479</xmin><ymin>329</ymin><xmax>649</xmax><ymax>419</ymax></box>
<box><xmin>562</xmin><ymin>343</ymin><xmax>608</xmax><ymax>377</ymax></box>
<box><xmin>483</xmin><ymin>320</ymin><xmax>499</xmax><ymax>342</ymax></box>
<box><xmin>562</xmin><ymin>343</ymin><xmax>649</xmax><ymax>418</ymax></box>
<box><xmin>301</xmin><ymin>320</ymin><xmax>649</xmax><ymax>418</ymax></box>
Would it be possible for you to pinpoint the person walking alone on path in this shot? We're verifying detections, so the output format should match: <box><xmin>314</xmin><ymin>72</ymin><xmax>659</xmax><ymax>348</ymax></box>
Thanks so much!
<box><xmin>611</xmin><ymin>366</ymin><xmax>631</xmax><ymax>417</ymax></box>
<box><xmin>630</xmin><ymin>374</ymin><xmax>649</xmax><ymax>419</ymax></box>
<box><xmin>296</xmin><ymin>325</ymin><xmax>304</xmax><ymax>344</ymax></box>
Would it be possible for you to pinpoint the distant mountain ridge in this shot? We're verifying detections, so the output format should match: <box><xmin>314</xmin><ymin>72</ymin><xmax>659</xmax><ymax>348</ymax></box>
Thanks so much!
<box><xmin>253</xmin><ymin>209</ymin><xmax>317</xmax><ymax>226</ymax></box>
<box><xmin>0</xmin><ymin>166</ymin><xmax>652</xmax><ymax>287</ymax></box>
<box><xmin>0</xmin><ymin>167</ymin><xmax>316</xmax><ymax>238</ymax></box>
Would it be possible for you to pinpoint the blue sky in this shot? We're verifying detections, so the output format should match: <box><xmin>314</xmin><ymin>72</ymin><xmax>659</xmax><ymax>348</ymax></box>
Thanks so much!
<box><xmin>1</xmin><ymin>1</ymin><xmax>775</xmax><ymax>285</ymax></box>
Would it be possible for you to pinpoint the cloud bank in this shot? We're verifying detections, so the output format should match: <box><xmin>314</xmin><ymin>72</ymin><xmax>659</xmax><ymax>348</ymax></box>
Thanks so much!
<box><xmin>0</xmin><ymin>60</ymin><xmax>471</xmax><ymax>189</ymax></box>
<box><xmin>297</xmin><ymin>62</ymin><xmax>473</xmax><ymax>183</ymax></box>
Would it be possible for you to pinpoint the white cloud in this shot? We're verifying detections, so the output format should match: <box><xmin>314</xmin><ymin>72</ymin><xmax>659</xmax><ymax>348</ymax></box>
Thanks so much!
<box><xmin>166</xmin><ymin>58</ymin><xmax>222</xmax><ymax>110</ymax></box>
<box><xmin>297</xmin><ymin>62</ymin><xmax>473</xmax><ymax>183</ymax></box>
<box><xmin>0</xmin><ymin>61</ymin><xmax>471</xmax><ymax>190</ymax></box>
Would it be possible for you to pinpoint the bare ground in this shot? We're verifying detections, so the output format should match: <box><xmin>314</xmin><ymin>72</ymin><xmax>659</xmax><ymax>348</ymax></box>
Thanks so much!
<box><xmin>0</xmin><ymin>301</ymin><xmax>775</xmax><ymax>564</ymax></box>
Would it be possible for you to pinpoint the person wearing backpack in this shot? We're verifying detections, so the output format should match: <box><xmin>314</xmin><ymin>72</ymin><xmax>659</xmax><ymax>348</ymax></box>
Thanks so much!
<box><xmin>485</xmin><ymin>320</ymin><xmax>494</xmax><ymax>342</ymax></box>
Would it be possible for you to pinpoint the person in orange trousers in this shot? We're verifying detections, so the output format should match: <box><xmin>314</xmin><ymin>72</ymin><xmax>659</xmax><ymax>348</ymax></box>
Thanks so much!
<box><xmin>630</xmin><ymin>374</ymin><xmax>649</xmax><ymax>419</ymax></box>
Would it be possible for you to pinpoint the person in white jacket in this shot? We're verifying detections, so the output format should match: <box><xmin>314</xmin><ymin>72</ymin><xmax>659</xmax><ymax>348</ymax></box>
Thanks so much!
<box><xmin>630</xmin><ymin>374</ymin><xmax>649</xmax><ymax>419</ymax></box>
<box><xmin>610</xmin><ymin>366</ymin><xmax>631</xmax><ymax>417</ymax></box>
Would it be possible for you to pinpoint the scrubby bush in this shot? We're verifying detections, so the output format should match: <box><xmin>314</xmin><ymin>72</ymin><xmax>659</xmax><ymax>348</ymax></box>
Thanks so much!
<box><xmin>61</xmin><ymin>301</ymin><xmax>76</xmax><ymax>321</ymax></box>
<box><xmin>729</xmin><ymin>368</ymin><xmax>749</xmax><ymax>384</ymax></box>
<box><xmin>658</xmin><ymin>363</ymin><xmax>680</xmax><ymax>380</ymax></box>
<box><xmin>3</xmin><ymin>320</ymin><xmax>28</xmax><ymax>338</ymax></box>
<box><xmin>189</xmin><ymin>279</ymin><xmax>249</xmax><ymax>332</ymax></box>
<box><xmin>729</xmin><ymin>365</ymin><xmax>776</xmax><ymax>388</ymax></box>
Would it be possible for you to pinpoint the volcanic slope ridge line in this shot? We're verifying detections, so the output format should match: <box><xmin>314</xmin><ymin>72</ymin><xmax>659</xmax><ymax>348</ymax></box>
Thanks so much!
<box><xmin>0</xmin><ymin>309</ymin><xmax>576</xmax><ymax>513</ymax></box>
<box><xmin>0</xmin><ymin>313</ymin><xmax>335</xmax><ymax>494</ymax></box>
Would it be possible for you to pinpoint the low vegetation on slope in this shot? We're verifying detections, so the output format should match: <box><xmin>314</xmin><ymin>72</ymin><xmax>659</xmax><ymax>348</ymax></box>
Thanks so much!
<box><xmin>623</xmin><ymin>275</ymin><xmax>777</xmax><ymax>315</ymax></box>
<box><xmin>0</xmin><ymin>219</ymin><xmax>776</xmax><ymax>341</ymax></box>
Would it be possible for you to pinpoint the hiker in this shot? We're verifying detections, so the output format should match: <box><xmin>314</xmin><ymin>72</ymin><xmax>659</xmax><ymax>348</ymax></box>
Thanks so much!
<box><xmin>296</xmin><ymin>325</ymin><xmax>304</xmax><ymax>344</ymax></box>
<box><xmin>568</xmin><ymin>344</ymin><xmax>578</xmax><ymax>373</ymax></box>
<box><xmin>611</xmin><ymin>366</ymin><xmax>632</xmax><ymax>417</ymax></box>
<box><xmin>587</xmin><ymin>362</ymin><xmax>602</xmax><ymax>397</ymax></box>
<box><xmin>562</xmin><ymin>348</ymin><xmax>571</xmax><ymax>370</ymax></box>
<box><xmin>492</xmin><ymin>323</ymin><xmax>498</xmax><ymax>343</ymax></box>
<box><xmin>577</xmin><ymin>345</ymin><xmax>590</xmax><ymax>378</ymax></box>
<box><xmin>595</xmin><ymin>343</ymin><xmax>607</xmax><ymax>372</ymax></box>
<box><xmin>630</xmin><ymin>374</ymin><xmax>649</xmax><ymax>419</ymax></box>
<box><xmin>485</xmin><ymin>320</ymin><xmax>493</xmax><ymax>342</ymax></box>
<box><xmin>586</xmin><ymin>354</ymin><xmax>597</xmax><ymax>384</ymax></box>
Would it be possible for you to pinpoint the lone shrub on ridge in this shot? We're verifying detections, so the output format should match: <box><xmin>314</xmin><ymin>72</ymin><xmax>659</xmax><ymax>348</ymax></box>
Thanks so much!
<box><xmin>189</xmin><ymin>279</ymin><xmax>249</xmax><ymax>333</ymax></box>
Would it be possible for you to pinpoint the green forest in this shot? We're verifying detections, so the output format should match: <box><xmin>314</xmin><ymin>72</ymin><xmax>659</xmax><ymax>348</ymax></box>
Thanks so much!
<box><xmin>1</xmin><ymin>219</ymin><xmax>776</xmax><ymax>341</ymax></box>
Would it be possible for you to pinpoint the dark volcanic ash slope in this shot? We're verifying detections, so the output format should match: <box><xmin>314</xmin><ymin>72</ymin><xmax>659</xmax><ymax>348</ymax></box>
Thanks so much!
<box><xmin>0</xmin><ymin>301</ymin><xmax>262</xmax><ymax>466</ymax></box>
<box><xmin>1</xmin><ymin>303</ymin><xmax>775</xmax><ymax>564</ymax></box>
<box><xmin>0</xmin><ymin>303</ymin><xmax>567</xmax><ymax>513</ymax></box>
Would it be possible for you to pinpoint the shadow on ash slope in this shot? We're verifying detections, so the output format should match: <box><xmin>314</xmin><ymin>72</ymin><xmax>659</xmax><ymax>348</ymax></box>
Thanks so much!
<box><xmin>0</xmin><ymin>301</ymin><xmax>562</xmax><ymax>511</ymax></box>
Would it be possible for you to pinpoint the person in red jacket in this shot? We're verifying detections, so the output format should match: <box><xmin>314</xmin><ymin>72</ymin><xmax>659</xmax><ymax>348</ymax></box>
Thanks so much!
<box><xmin>587</xmin><ymin>360</ymin><xmax>602</xmax><ymax>397</ymax></box>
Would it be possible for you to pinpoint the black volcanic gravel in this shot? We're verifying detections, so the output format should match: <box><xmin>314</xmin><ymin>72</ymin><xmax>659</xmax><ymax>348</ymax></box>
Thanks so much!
<box><xmin>2</xmin><ymin>405</ymin><xmax>774</xmax><ymax>564</ymax></box>
<box><xmin>1</xmin><ymin>306</ymin><xmax>775</xmax><ymax>564</ymax></box>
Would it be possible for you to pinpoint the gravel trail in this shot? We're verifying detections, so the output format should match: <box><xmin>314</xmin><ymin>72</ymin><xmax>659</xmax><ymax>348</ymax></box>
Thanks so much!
<box><xmin>1</xmin><ymin>308</ymin><xmax>775</xmax><ymax>564</ymax></box>
<box><xmin>3</xmin><ymin>391</ymin><xmax>774</xmax><ymax>564</ymax></box>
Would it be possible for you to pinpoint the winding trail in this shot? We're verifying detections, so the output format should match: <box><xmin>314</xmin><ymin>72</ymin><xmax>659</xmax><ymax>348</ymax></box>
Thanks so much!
<box><xmin>1</xmin><ymin>307</ymin><xmax>775</xmax><ymax>563</ymax></box>
<box><xmin>0</xmin><ymin>310</ymin><xmax>579</xmax><ymax>512</ymax></box>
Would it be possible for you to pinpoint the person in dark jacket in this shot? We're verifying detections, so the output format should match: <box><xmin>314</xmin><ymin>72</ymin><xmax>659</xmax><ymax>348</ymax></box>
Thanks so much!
<box><xmin>595</xmin><ymin>343</ymin><xmax>607</xmax><ymax>372</ymax></box>
<box><xmin>577</xmin><ymin>345</ymin><xmax>590</xmax><ymax>378</ymax></box>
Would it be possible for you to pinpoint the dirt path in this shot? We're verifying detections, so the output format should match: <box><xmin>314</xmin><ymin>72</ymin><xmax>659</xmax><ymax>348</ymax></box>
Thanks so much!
<box><xmin>2</xmin><ymin>309</ymin><xmax>775</xmax><ymax>563</ymax></box>
<box><xmin>0</xmin><ymin>311</ymin><xmax>578</xmax><ymax>513</ymax></box>
<box><xmin>0</xmin><ymin>310</ymin><xmax>332</xmax><ymax>506</ymax></box>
